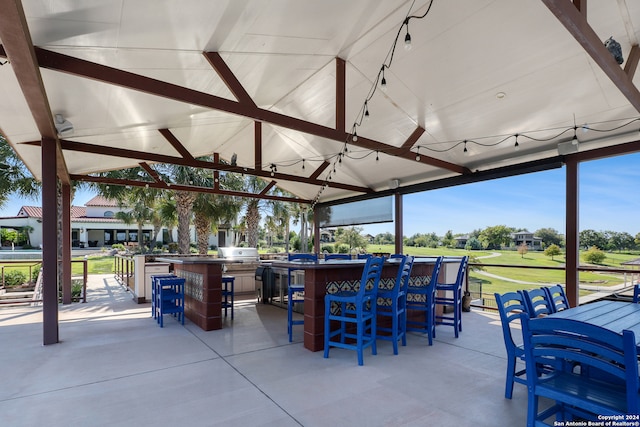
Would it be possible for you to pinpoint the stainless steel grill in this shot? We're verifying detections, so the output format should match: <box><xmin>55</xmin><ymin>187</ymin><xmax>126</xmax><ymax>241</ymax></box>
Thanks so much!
<box><xmin>217</xmin><ymin>247</ymin><xmax>260</xmax><ymax>262</ymax></box>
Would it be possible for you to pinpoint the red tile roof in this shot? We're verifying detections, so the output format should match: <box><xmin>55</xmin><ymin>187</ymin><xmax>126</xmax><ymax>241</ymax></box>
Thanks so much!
<box><xmin>85</xmin><ymin>196</ymin><xmax>119</xmax><ymax>207</ymax></box>
<box><xmin>18</xmin><ymin>206</ymin><xmax>88</xmax><ymax>219</ymax></box>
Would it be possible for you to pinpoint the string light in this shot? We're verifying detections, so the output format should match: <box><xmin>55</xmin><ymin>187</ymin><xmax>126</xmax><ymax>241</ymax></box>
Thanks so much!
<box><xmin>404</xmin><ymin>19</ymin><xmax>412</xmax><ymax>51</ymax></box>
<box><xmin>463</xmin><ymin>140</ymin><xmax>468</xmax><ymax>154</ymax></box>
<box><xmin>514</xmin><ymin>134</ymin><xmax>520</xmax><ymax>151</ymax></box>
<box><xmin>302</xmin><ymin>159</ymin><xmax>305</xmax><ymax>170</ymax></box>
<box><xmin>364</xmin><ymin>101</ymin><xmax>370</xmax><ymax>120</ymax></box>
<box><xmin>572</xmin><ymin>126</ymin><xmax>578</xmax><ymax>145</ymax></box>
<box><xmin>415</xmin><ymin>147</ymin><xmax>421</xmax><ymax>161</ymax></box>
<box><xmin>380</xmin><ymin>66</ymin><xmax>387</xmax><ymax>90</ymax></box>
<box><xmin>376</xmin><ymin>151</ymin><xmax>379</xmax><ymax>161</ymax></box>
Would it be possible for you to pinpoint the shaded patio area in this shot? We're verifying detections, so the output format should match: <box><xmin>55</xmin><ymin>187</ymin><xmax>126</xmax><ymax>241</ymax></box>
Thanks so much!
<box><xmin>0</xmin><ymin>274</ymin><xmax>539</xmax><ymax>426</ymax></box>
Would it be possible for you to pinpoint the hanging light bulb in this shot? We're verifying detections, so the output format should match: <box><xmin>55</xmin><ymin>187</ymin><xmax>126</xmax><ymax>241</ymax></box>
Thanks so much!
<box><xmin>404</xmin><ymin>20</ymin><xmax>412</xmax><ymax>51</ymax></box>
<box><xmin>572</xmin><ymin>127</ymin><xmax>578</xmax><ymax>145</ymax></box>
<box><xmin>463</xmin><ymin>140</ymin><xmax>468</xmax><ymax>155</ymax></box>
<box><xmin>375</xmin><ymin>151</ymin><xmax>379</xmax><ymax>162</ymax></box>
<box><xmin>415</xmin><ymin>147</ymin><xmax>421</xmax><ymax>161</ymax></box>
<box><xmin>352</xmin><ymin>128</ymin><xmax>358</xmax><ymax>142</ymax></box>
<box><xmin>380</xmin><ymin>66</ymin><xmax>387</xmax><ymax>91</ymax></box>
<box><xmin>364</xmin><ymin>101</ymin><xmax>370</xmax><ymax>120</ymax></box>
<box><xmin>302</xmin><ymin>159</ymin><xmax>305</xmax><ymax>170</ymax></box>
<box><xmin>514</xmin><ymin>134</ymin><xmax>520</xmax><ymax>151</ymax></box>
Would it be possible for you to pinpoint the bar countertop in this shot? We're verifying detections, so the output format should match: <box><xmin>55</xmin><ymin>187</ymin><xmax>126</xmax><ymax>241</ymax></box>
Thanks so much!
<box><xmin>265</xmin><ymin>256</ymin><xmax>444</xmax><ymax>270</ymax></box>
<box><xmin>155</xmin><ymin>256</ymin><xmax>240</xmax><ymax>265</ymax></box>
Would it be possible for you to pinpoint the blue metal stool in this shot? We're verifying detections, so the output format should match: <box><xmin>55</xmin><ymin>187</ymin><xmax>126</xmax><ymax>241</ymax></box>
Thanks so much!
<box><xmin>156</xmin><ymin>277</ymin><xmax>185</xmax><ymax>327</ymax></box>
<box><xmin>287</xmin><ymin>253</ymin><xmax>317</xmax><ymax>342</ymax></box>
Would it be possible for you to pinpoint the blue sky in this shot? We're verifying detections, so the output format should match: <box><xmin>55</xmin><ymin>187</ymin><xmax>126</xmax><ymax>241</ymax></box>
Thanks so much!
<box><xmin>2</xmin><ymin>153</ymin><xmax>639</xmax><ymax>238</ymax></box>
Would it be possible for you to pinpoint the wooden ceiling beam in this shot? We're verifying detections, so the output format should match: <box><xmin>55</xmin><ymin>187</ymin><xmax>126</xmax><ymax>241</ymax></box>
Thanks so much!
<box><xmin>69</xmin><ymin>174</ymin><xmax>311</xmax><ymax>204</ymax></box>
<box><xmin>22</xmin><ymin>139</ymin><xmax>373</xmax><ymax>194</ymax></box>
<box><xmin>0</xmin><ymin>0</ymin><xmax>69</xmax><ymax>184</ymax></box>
<box><xmin>624</xmin><ymin>44</ymin><xmax>640</xmax><ymax>81</ymax></box>
<box><xmin>336</xmin><ymin>57</ymin><xmax>346</xmax><ymax>133</ymax></box>
<box><xmin>309</xmin><ymin>161</ymin><xmax>330</xmax><ymax>180</ymax></box>
<box><xmin>139</xmin><ymin>162</ymin><xmax>162</xmax><ymax>182</ymax></box>
<box><xmin>203</xmin><ymin>51</ymin><xmax>257</xmax><ymax>108</ymax></box>
<box><xmin>158</xmin><ymin>129</ymin><xmax>194</xmax><ymax>160</ymax></box>
<box><xmin>5</xmin><ymin>46</ymin><xmax>467</xmax><ymax>175</ymax></box>
<box><xmin>542</xmin><ymin>0</ymin><xmax>640</xmax><ymax>113</ymax></box>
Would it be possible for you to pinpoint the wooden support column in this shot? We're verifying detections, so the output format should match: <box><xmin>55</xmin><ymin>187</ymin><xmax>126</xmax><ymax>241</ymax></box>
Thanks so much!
<box><xmin>61</xmin><ymin>183</ymin><xmax>71</xmax><ymax>304</ymax></box>
<box><xmin>394</xmin><ymin>193</ymin><xmax>403</xmax><ymax>255</ymax></box>
<box><xmin>42</xmin><ymin>138</ymin><xmax>59</xmax><ymax>344</ymax></box>
<box><xmin>255</xmin><ymin>121</ymin><xmax>262</xmax><ymax>170</ymax></box>
<box><xmin>336</xmin><ymin>58</ymin><xmax>346</xmax><ymax>133</ymax></box>
<box><xmin>565</xmin><ymin>157</ymin><xmax>579</xmax><ymax>307</ymax></box>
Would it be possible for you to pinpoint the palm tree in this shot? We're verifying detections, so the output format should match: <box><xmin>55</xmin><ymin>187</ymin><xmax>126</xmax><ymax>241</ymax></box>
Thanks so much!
<box><xmin>0</xmin><ymin>136</ymin><xmax>39</xmax><ymax>208</ymax></box>
<box><xmin>291</xmin><ymin>203</ymin><xmax>313</xmax><ymax>253</ymax></box>
<box><xmin>242</xmin><ymin>177</ymin><xmax>269</xmax><ymax>249</ymax></box>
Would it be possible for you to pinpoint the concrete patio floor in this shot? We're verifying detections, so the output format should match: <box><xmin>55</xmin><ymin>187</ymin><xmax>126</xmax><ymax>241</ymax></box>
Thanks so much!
<box><xmin>0</xmin><ymin>274</ymin><xmax>533</xmax><ymax>426</ymax></box>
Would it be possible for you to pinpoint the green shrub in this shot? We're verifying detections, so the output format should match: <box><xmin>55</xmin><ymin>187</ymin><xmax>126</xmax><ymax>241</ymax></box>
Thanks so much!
<box><xmin>31</xmin><ymin>264</ymin><xmax>41</xmax><ymax>283</ymax></box>
<box><xmin>321</xmin><ymin>245</ymin><xmax>334</xmax><ymax>254</ymax></box>
<box><xmin>4</xmin><ymin>270</ymin><xmax>27</xmax><ymax>287</ymax></box>
<box><xmin>335</xmin><ymin>244</ymin><xmax>350</xmax><ymax>254</ymax></box>
<box><xmin>583</xmin><ymin>246</ymin><xmax>606</xmax><ymax>264</ymax></box>
<box><xmin>168</xmin><ymin>242</ymin><xmax>179</xmax><ymax>253</ymax></box>
<box><xmin>112</xmin><ymin>243</ymin><xmax>126</xmax><ymax>251</ymax></box>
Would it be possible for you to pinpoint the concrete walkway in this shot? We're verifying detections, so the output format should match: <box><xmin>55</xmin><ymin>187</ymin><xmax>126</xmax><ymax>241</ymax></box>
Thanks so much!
<box><xmin>0</xmin><ymin>274</ymin><xmax>534</xmax><ymax>426</ymax></box>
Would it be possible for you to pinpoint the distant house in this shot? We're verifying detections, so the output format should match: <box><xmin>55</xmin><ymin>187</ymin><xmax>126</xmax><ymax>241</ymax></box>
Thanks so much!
<box><xmin>455</xmin><ymin>235</ymin><xmax>470</xmax><ymax>249</ymax></box>
<box><xmin>511</xmin><ymin>230</ymin><xmax>543</xmax><ymax>250</ymax></box>
<box><xmin>0</xmin><ymin>196</ymin><xmax>227</xmax><ymax>249</ymax></box>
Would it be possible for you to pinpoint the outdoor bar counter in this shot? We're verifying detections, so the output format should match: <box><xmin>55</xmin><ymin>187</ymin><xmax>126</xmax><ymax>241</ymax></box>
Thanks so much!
<box><xmin>155</xmin><ymin>256</ymin><xmax>240</xmax><ymax>331</ymax></box>
<box><xmin>267</xmin><ymin>257</ymin><xmax>444</xmax><ymax>352</ymax></box>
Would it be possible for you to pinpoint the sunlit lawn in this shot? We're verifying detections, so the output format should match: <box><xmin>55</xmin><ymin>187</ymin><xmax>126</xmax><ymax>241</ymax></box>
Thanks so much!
<box><xmin>370</xmin><ymin>244</ymin><xmax>638</xmax><ymax>300</ymax></box>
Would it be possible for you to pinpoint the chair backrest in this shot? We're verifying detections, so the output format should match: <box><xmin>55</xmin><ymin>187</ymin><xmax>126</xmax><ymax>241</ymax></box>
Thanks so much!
<box><xmin>440</xmin><ymin>256</ymin><xmax>468</xmax><ymax>290</ymax></box>
<box><xmin>522</xmin><ymin>288</ymin><xmax>553</xmax><ymax>318</ymax></box>
<box><xmin>288</xmin><ymin>253</ymin><xmax>318</xmax><ymax>262</ymax></box>
<box><xmin>325</xmin><ymin>253</ymin><xmax>351</xmax><ymax>260</ymax></box>
<box><xmin>543</xmin><ymin>285</ymin><xmax>569</xmax><ymax>312</ymax></box>
<box><xmin>357</xmin><ymin>256</ymin><xmax>385</xmax><ymax>299</ymax></box>
<box><xmin>494</xmin><ymin>291</ymin><xmax>528</xmax><ymax>353</ymax></box>
<box><xmin>357</xmin><ymin>253</ymin><xmax>372</xmax><ymax>260</ymax></box>
<box><xmin>393</xmin><ymin>255</ymin><xmax>415</xmax><ymax>296</ymax></box>
<box><xmin>520</xmin><ymin>314</ymin><xmax>639</xmax><ymax>415</ymax></box>
<box><xmin>634</xmin><ymin>283</ymin><xmax>640</xmax><ymax>303</ymax></box>
<box><xmin>389</xmin><ymin>253</ymin><xmax>404</xmax><ymax>259</ymax></box>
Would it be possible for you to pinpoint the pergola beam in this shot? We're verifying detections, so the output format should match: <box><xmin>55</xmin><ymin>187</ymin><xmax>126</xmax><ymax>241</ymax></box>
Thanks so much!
<box><xmin>22</xmin><ymin>139</ymin><xmax>373</xmax><ymax>194</ymax></box>
<box><xmin>542</xmin><ymin>0</ymin><xmax>640</xmax><ymax>114</ymax></box>
<box><xmin>2</xmin><ymin>46</ymin><xmax>467</xmax><ymax>175</ymax></box>
<box><xmin>204</xmin><ymin>51</ymin><xmax>257</xmax><ymax>108</ymax></box>
<box><xmin>158</xmin><ymin>129</ymin><xmax>195</xmax><ymax>160</ymax></box>
<box><xmin>70</xmin><ymin>174</ymin><xmax>310</xmax><ymax>204</ymax></box>
<box><xmin>0</xmin><ymin>1</ymin><xmax>69</xmax><ymax>184</ymax></box>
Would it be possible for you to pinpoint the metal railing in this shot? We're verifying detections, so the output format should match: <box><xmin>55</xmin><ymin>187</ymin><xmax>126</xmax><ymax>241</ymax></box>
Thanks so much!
<box><xmin>467</xmin><ymin>262</ymin><xmax>638</xmax><ymax>311</ymax></box>
<box><xmin>0</xmin><ymin>259</ymin><xmax>88</xmax><ymax>305</ymax></box>
<box><xmin>114</xmin><ymin>254</ymin><xmax>135</xmax><ymax>292</ymax></box>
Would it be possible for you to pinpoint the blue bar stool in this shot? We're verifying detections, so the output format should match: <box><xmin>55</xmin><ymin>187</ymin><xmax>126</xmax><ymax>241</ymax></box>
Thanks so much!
<box><xmin>287</xmin><ymin>253</ymin><xmax>317</xmax><ymax>342</ymax></box>
<box><xmin>222</xmin><ymin>275</ymin><xmax>235</xmax><ymax>319</ymax></box>
<box><xmin>150</xmin><ymin>274</ymin><xmax>176</xmax><ymax>319</ymax></box>
<box><xmin>406</xmin><ymin>256</ymin><xmax>443</xmax><ymax>345</ymax></box>
<box><xmin>156</xmin><ymin>277</ymin><xmax>185</xmax><ymax>328</ymax></box>
<box><xmin>434</xmin><ymin>256</ymin><xmax>469</xmax><ymax>338</ymax></box>
<box><xmin>323</xmin><ymin>256</ymin><xmax>385</xmax><ymax>365</ymax></box>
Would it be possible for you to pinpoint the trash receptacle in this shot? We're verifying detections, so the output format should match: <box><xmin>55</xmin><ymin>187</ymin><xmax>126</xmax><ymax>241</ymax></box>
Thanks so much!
<box><xmin>255</xmin><ymin>265</ymin><xmax>274</xmax><ymax>304</ymax></box>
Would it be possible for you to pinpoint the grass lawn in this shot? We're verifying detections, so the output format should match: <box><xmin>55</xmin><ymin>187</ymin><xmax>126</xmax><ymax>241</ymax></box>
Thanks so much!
<box><xmin>369</xmin><ymin>244</ymin><xmax>638</xmax><ymax>301</ymax></box>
